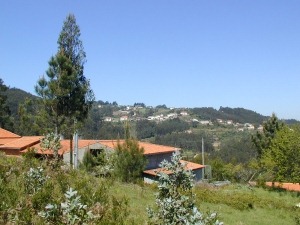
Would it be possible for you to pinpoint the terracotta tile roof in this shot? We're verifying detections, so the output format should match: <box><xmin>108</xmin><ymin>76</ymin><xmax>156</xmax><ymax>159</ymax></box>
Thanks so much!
<box><xmin>0</xmin><ymin>136</ymin><xmax>43</xmax><ymax>150</ymax></box>
<box><xmin>0</xmin><ymin>138</ymin><xmax>21</xmax><ymax>145</ymax></box>
<box><xmin>23</xmin><ymin>139</ymin><xmax>100</xmax><ymax>155</ymax></box>
<box><xmin>143</xmin><ymin>160</ymin><xmax>205</xmax><ymax>176</ymax></box>
<box><xmin>143</xmin><ymin>167</ymin><xmax>173</xmax><ymax>176</ymax></box>
<box><xmin>265</xmin><ymin>182</ymin><xmax>300</xmax><ymax>192</ymax></box>
<box><xmin>0</xmin><ymin>128</ymin><xmax>21</xmax><ymax>138</ymax></box>
<box><xmin>98</xmin><ymin>140</ymin><xmax>180</xmax><ymax>155</ymax></box>
<box><xmin>87</xmin><ymin>140</ymin><xmax>118</xmax><ymax>150</ymax></box>
<box><xmin>180</xmin><ymin>160</ymin><xmax>205</xmax><ymax>170</ymax></box>
<box><xmin>19</xmin><ymin>138</ymin><xmax>179</xmax><ymax>157</ymax></box>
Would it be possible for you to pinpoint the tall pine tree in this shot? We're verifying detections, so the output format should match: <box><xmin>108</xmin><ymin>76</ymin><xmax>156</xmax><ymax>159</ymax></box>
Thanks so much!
<box><xmin>35</xmin><ymin>14</ymin><xmax>94</xmax><ymax>163</ymax></box>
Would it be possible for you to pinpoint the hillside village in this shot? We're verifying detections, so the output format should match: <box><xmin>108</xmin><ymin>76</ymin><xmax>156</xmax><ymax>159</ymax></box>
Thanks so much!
<box><xmin>100</xmin><ymin>104</ymin><xmax>262</xmax><ymax>132</ymax></box>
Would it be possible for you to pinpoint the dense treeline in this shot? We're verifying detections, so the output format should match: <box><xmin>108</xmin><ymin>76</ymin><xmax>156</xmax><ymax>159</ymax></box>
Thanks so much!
<box><xmin>154</xmin><ymin>132</ymin><xmax>214</xmax><ymax>153</ymax></box>
<box><xmin>6</xmin><ymin>88</ymin><xmax>38</xmax><ymax>116</ymax></box>
<box><xmin>136</xmin><ymin>120</ymin><xmax>156</xmax><ymax>139</ymax></box>
<box><xmin>0</xmin><ymin>79</ymin><xmax>13</xmax><ymax>130</ymax></box>
<box><xmin>155</xmin><ymin>118</ymin><xmax>190</xmax><ymax>136</ymax></box>
<box><xmin>191</xmin><ymin>107</ymin><xmax>268</xmax><ymax>125</ymax></box>
<box><xmin>212</xmin><ymin>133</ymin><xmax>257</xmax><ymax>164</ymax></box>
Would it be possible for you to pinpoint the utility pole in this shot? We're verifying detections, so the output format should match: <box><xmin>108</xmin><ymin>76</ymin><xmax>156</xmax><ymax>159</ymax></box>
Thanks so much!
<box><xmin>73</xmin><ymin>131</ymin><xmax>78</xmax><ymax>168</ymax></box>
<box><xmin>73</xmin><ymin>119</ymin><xmax>79</xmax><ymax>169</ymax></box>
<box><xmin>202</xmin><ymin>137</ymin><xmax>205</xmax><ymax>179</ymax></box>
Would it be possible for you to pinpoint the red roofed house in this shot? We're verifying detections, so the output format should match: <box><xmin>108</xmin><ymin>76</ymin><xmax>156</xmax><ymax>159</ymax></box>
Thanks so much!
<box><xmin>0</xmin><ymin>128</ymin><xmax>103</xmax><ymax>160</ymax></box>
<box><xmin>0</xmin><ymin>128</ymin><xmax>205</xmax><ymax>181</ymax></box>
<box><xmin>0</xmin><ymin>128</ymin><xmax>43</xmax><ymax>156</ymax></box>
<box><xmin>95</xmin><ymin>140</ymin><xmax>205</xmax><ymax>182</ymax></box>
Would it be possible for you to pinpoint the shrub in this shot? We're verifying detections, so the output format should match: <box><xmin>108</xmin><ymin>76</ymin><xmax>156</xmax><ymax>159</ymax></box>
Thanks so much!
<box><xmin>80</xmin><ymin>150</ymin><xmax>113</xmax><ymax>177</ymax></box>
<box><xmin>24</xmin><ymin>166</ymin><xmax>49</xmax><ymax>194</ymax></box>
<box><xmin>39</xmin><ymin>187</ymin><xmax>94</xmax><ymax>224</ymax></box>
<box><xmin>147</xmin><ymin>151</ymin><xmax>223</xmax><ymax>225</ymax></box>
<box><xmin>113</xmin><ymin>138</ymin><xmax>147</xmax><ymax>183</ymax></box>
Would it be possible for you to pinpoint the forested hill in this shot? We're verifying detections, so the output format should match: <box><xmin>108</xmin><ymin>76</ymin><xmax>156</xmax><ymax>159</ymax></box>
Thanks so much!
<box><xmin>219</xmin><ymin>107</ymin><xmax>268</xmax><ymax>124</ymax></box>
<box><xmin>5</xmin><ymin>88</ymin><xmax>38</xmax><ymax>116</ymax></box>
<box><xmin>3</xmin><ymin>87</ymin><xmax>298</xmax><ymax>125</ymax></box>
<box><xmin>190</xmin><ymin>107</ymin><xmax>268</xmax><ymax>124</ymax></box>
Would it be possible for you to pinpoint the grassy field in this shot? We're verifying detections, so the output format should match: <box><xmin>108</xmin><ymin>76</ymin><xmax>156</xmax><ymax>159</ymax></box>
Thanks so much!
<box><xmin>1</xmin><ymin>154</ymin><xmax>299</xmax><ymax>224</ymax></box>
<box><xmin>110</xmin><ymin>182</ymin><xmax>300</xmax><ymax>225</ymax></box>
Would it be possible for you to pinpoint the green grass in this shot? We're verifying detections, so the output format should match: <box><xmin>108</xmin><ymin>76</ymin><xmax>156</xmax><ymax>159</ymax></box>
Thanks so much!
<box><xmin>201</xmin><ymin>203</ymin><xmax>295</xmax><ymax>225</ymax></box>
<box><xmin>195</xmin><ymin>184</ymin><xmax>299</xmax><ymax>225</ymax></box>
<box><xmin>109</xmin><ymin>182</ymin><xmax>300</xmax><ymax>225</ymax></box>
<box><xmin>1</xmin><ymin>154</ymin><xmax>299</xmax><ymax>224</ymax></box>
<box><xmin>108</xmin><ymin>182</ymin><xmax>155</xmax><ymax>224</ymax></box>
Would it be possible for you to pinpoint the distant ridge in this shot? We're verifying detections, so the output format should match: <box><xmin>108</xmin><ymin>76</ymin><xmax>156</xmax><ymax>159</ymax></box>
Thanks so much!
<box><xmin>3</xmin><ymin>87</ymin><xmax>299</xmax><ymax>125</ymax></box>
<box><xmin>190</xmin><ymin>107</ymin><xmax>268</xmax><ymax>125</ymax></box>
<box><xmin>5</xmin><ymin>88</ymin><xmax>38</xmax><ymax>116</ymax></box>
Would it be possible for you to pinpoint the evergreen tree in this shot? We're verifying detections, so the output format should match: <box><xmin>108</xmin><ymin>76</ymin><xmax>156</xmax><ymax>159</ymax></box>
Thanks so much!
<box><xmin>0</xmin><ymin>79</ymin><xmax>13</xmax><ymax>130</ymax></box>
<box><xmin>113</xmin><ymin>123</ymin><xmax>147</xmax><ymax>182</ymax></box>
<box><xmin>261</xmin><ymin>125</ymin><xmax>300</xmax><ymax>183</ymax></box>
<box><xmin>35</xmin><ymin>14</ymin><xmax>94</xmax><ymax>163</ymax></box>
<box><xmin>252</xmin><ymin>113</ymin><xmax>284</xmax><ymax>158</ymax></box>
<box><xmin>35</xmin><ymin>14</ymin><xmax>94</xmax><ymax>134</ymax></box>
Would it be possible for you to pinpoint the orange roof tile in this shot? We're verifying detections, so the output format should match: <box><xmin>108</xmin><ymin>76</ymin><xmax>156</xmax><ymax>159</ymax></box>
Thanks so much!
<box><xmin>143</xmin><ymin>168</ymin><xmax>173</xmax><ymax>176</ymax></box>
<box><xmin>143</xmin><ymin>160</ymin><xmax>205</xmax><ymax>176</ymax></box>
<box><xmin>180</xmin><ymin>160</ymin><xmax>205</xmax><ymax>170</ymax></box>
<box><xmin>98</xmin><ymin>140</ymin><xmax>179</xmax><ymax>155</ymax></box>
<box><xmin>265</xmin><ymin>182</ymin><xmax>300</xmax><ymax>192</ymax></box>
<box><xmin>23</xmin><ymin>139</ymin><xmax>100</xmax><ymax>155</ymax></box>
<box><xmin>0</xmin><ymin>136</ymin><xmax>42</xmax><ymax>150</ymax></box>
<box><xmin>21</xmin><ymin>139</ymin><xmax>180</xmax><ymax>156</ymax></box>
<box><xmin>0</xmin><ymin>128</ymin><xmax>20</xmax><ymax>138</ymax></box>
<box><xmin>0</xmin><ymin>138</ymin><xmax>22</xmax><ymax>145</ymax></box>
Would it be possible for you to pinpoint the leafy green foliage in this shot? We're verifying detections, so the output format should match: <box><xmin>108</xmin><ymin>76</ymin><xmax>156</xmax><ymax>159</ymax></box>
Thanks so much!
<box><xmin>0</xmin><ymin>153</ymin><xmax>131</xmax><ymax>224</ymax></box>
<box><xmin>113</xmin><ymin>137</ymin><xmax>147</xmax><ymax>183</ymax></box>
<box><xmin>40</xmin><ymin>132</ymin><xmax>62</xmax><ymax>162</ymax></box>
<box><xmin>148</xmin><ymin>151</ymin><xmax>223</xmax><ymax>225</ymax></box>
<box><xmin>191</xmin><ymin>107</ymin><xmax>267</xmax><ymax>124</ymax></box>
<box><xmin>80</xmin><ymin>150</ymin><xmax>113</xmax><ymax>177</ymax></box>
<box><xmin>295</xmin><ymin>206</ymin><xmax>300</xmax><ymax>225</ymax></box>
<box><xmin>80</xmin><ymin>104</ymin><xmax>104</xmax><ymax>139</ymax></box>
<box><xmin>5</xmin><ymin>87</ymin><xmax>38</xmax><ymax>116</ymax></box>
<box><xmin>15</xmin><ymin>98</ymin><xmax>49</xmax><ymax>135</ymax></box>
<box><xmin>252</xmin><ymin>113</ymin><xmax>284</xmax><ymax>158</ymax></box>
<box><xmin>136</xmin><ymin>120</ymin><xmax>156</xmax><ymax>139</ymax></box>
<box><xmin>39</xmin><ymin>187</ymin><xmax>94</xmax><ymax>225</ymax></box>
<box><xmin>219</xmin><ymin>107</ymin><xmax>267</xmax><ymax>125</ymax></box>
<box><xmin>0</xmin><ymin>79</ymin><xmax>13</xmax><ymax>130</ymax></box>
<box><xmin>195</xmin><ymin>184</ymin><xmax>294</xmax><ymax>211</ymax></box>
<box><xmin>156</xmin><ymin>118</ymin><xmax>190</xmax><ymax>136</ymax></box>
<box><xmin>136</xmin><ymin>118</ymin><xmax>191</xmax><ymax>140</ymax></box>
<box><xmin>155</xmin><ymin>131</ymin><xmax>214</xmax><ymax>154</ymax></box>
<box><xmin>112</xmin><ymin>123</ymin><xmax>147</xmax><ymax>182</ymax></box>
<box><xmin>98</xmin><ymin>122</ymin><xmax>124</xmax><ymax>139</ymax></box>
<box><xmin>80</xmin><ymin>150</ymin><xmax>95</xmax><ymax>172</ymax></box>
<box><xmin>261</xmin><ymin>125</ymin><xmax>300</xmax><ymax>183</ymax></box>
<box><xmin>215</xmin><ymin>134</ymin><xmax>257</xmax><ymax>164</ymax></box>
<box><xmin>0</xmin><ymin>152</ymin><xmax>299</xmax><ymax>224</ymax></box>
<box><xmin>24</xmin><ymin>167</ymin><xmax>49</xmax><ymax>194</ymax></box>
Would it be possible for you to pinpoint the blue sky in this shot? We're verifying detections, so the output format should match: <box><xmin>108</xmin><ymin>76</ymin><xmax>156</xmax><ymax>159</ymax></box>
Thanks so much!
<box><xmin>1</xmin><ymin>1</ymin><xmax>300</xmax><ymax>120</ymax></box>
